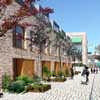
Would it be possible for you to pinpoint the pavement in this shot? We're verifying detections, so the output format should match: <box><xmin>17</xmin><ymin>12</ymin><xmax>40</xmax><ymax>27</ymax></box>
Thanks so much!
<box><xmin>0</xmin><ymin>73</ymin><xmax>100</xmax><ymax>100</ymax></box>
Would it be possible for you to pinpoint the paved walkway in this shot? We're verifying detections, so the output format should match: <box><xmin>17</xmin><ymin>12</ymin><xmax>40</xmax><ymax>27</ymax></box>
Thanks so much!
<box><xmin>1</xmin><ymin>73</ymin><xmax>100</xmax><ymax>100</ymax></box>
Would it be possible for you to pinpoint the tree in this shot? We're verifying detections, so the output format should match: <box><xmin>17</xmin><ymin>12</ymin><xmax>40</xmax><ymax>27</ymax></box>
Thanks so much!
<box><xmin>29</xmin><ymin>15</ymin><xmax>52</xmax><ymax>75</ymax></box>
<box><xmin>66</xmin><ymin>44</ymin><xmax>82</xmax><ymax>64</ymax></box>
<box><xmin>53</xmin><ymin>30</ymin><xmax>67</xmax><ymax>73</ymax></box>
<box><xmin>0</xmin><ymin>0</ymin><xmax>53</xmax><ymax>37</ymax></box>
<box><xmin>95</xmin><ymin>45</ymin><xmax>100</xmax><ymax>54</ymax></box>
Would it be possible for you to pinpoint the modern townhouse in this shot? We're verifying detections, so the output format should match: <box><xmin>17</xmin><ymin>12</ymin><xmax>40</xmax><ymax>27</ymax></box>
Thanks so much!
<box><xmin>0</xmin><ymin>0</ymin><xmax>72</xmax><ymax>89</ymax></box>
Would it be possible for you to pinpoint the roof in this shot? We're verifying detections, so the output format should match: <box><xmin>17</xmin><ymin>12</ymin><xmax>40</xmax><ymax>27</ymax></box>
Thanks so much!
<box><xmin>71</xmin><ymin>37</ymin><xmax>82</xmax><ymax>43</ymax></box>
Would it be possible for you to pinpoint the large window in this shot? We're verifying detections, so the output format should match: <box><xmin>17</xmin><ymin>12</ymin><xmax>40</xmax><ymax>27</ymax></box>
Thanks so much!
<box><xmin>13</xmin><ymin>25</ymin><xmax>24</xmax><ymax>49</ymax></box>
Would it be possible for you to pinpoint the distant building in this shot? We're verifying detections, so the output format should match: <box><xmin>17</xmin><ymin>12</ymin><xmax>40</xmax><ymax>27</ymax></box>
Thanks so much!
<box><xmin>66</xmin><ymin>32</ymin><xmax>88</xmax><ymax>65</ymax></box>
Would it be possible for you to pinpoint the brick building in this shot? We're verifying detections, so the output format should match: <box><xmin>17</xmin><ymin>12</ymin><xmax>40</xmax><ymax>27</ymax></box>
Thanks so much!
<box><xmin>0</xmin><ymin>0</ymin><xmax>72</xmax><ymax>89</ymax></box>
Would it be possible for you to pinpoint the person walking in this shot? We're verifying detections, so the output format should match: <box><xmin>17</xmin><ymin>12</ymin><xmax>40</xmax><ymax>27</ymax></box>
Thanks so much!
<box><xmin>93</xmin><ymin>68</ymin><xmax>95</xmax><ymax>73</ymax></box>
<box><xmin>96</xmin><ymin>67</ymin><xmax>98</xmax><ymax>74</ymax></box>
<box><xmin>81</xmin><ymin>66</ymin><xmax>89</xmax><ymax>84</ymax></box>
<box><xmin>70</xmin><ymin>65</ymin><xmax>74</xmax><ymax>79</ymax></box>
<box><xmin>91</xmin><ymin>68</ymin><xmax>93</xmax><ymax>73</ymax></box>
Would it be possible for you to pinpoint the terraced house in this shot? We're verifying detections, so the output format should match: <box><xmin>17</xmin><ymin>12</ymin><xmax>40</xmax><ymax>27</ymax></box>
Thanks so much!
<box><xmin>0</xmin><ymin>0</ymin><xmax>72</xmax><ymax>88</ymax></box>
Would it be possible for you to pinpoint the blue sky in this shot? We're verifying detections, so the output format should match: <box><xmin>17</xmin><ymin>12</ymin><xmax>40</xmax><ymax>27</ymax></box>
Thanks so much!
<box><xmin>39</xmin><ymin>0</ymin><xmax>100</xmax><ymax>53</ymax></box>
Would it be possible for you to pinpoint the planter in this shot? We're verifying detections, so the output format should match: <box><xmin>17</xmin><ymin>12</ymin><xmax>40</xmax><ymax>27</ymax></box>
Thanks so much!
<box><xmin>54</xmin><ymin>77</ymin><xmax>66</xmax><ymax>82</ymax></box>
<box><xmin>26</xmin><ymin>84</ymin><xmax>51</xmax><ymax>92</ymax></box>
<box><xmin>74</xmin><ymin>71</ymin><xmax>81</xmax><ymax>75</ymax></box>
<box><xmin>45</xmin><ymin>77</ymin><xmax>66</xmax><ymax>82</ymax></box>
<box><xmin>43</xmin><ymin>76</ymin><xmax>66</xmax><ymax>82</ymax></box>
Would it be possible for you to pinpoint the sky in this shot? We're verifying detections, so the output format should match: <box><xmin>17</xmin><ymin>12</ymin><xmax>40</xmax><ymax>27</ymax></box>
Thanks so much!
<box><xmin>39</xmin><ymin>0</ymin><xmax>100</xmax><ymax>53</ymax></box>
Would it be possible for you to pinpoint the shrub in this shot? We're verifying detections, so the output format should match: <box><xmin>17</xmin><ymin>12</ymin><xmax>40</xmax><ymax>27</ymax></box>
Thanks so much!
<box><xmin>50</xmin><ymin>71</ymin><xmax>56</xmax><ymax>77</ymax></box>
<box><xmin>25</xmin><ymin>83</ymin><xmax>51</xmax><ymax>92</ymax></box>
<box><xmin>8</xmin><ymin>80</ymin><xmax>25</xmax><ymax>93</ymax></box>
<box><xmin>43</xmin><ymin>66</ymin><xmax>50</xmax><ymax>76</ymax></box>
<box><xmin>73</xmin><ymin>63</ymin><xmax>85</xmax><ymax>67</ymax></box>
<box><xmin>2</xmin><ymin>73</ymin><xmax>11</xmax><ymax>91</ymax></box>
<box><xmin>65</xmin><ymin>68</ymin><xmax>70</xmax><ymax>77</ymax></box>
<box><xmin>16</xmin><ymin>75</ymin><xmax>33</xmax><ymax>85</ymax></box>
<box><xmin>58</xmin><ymin>71</ymin><xmax>64</xmax><ymax>77</ymax></box>
<box><xmin>33</xmin><ymin>75</ymin><xmax>41</xmax><ymax>83</ymax></box>
<box><xmin>54</xmin><ymin>77</ymin><xmax>66</xmax><ymax>82</ymax></box>
<box><xmin>43</xmin><ymin>66</ymin><xmax>51</xmax><ymax>79</ymax></box>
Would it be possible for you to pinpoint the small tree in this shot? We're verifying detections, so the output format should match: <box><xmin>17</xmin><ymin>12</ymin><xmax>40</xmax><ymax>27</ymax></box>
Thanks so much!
<box><xmin>66</xmin><ymin>44</ymin><xmax>82</xmax><ymax>66</ymax></box>
<box><xmin>42</xmin><ymin>66</ymin><xmax>50</xmax><ymax>78</ymax></box>
<box><xmin>53</xmin><ymin>30</ymin><xmax>67</xmax><ymax>73</ymax></box>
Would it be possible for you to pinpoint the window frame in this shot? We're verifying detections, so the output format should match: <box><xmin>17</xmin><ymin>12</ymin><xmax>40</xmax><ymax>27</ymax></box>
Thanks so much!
<box><xmin>13</xmin><ymin>25</ymin><xmax>25</xmax><ymax>49</ymax></box>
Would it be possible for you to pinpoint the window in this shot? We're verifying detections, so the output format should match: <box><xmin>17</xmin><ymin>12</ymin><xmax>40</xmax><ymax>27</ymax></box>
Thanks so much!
<box><xmin>15</xmin><ymin>0</ymin><xmax>24</xmax><ymax>5</ymax></box>
<box><xmin>13</xmin><ymin>25</ymin><xmax>24</xmax><ymax>49</ymax></box>
<box><xmin>30</xmin><ymin>1</ymin><xmax>35</xmax><ymax>9</ymax></box>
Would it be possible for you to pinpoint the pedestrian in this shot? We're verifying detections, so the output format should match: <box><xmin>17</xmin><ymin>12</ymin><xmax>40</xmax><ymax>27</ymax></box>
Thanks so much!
<box><xmin>91</xmin><ymin>68</ymin><xmax>93</xmax><ymax>73</ymax></box>
<box><xmin>93</xmin><ymin>68</ymin><xmax>95</xmax><ymax>73</ymax></box>
<box><xmin>96</xmin><ymin>67</ymin><xmax>98</xmax><ymax>74</ymax></box>
<box><xmin>70</xmin><ymin>65</ymin><xmax>74</xmax><ymax>79</ymax></box>
<box><xmin>81</xmin><ymin>66</ymin><xmax>89</xmax><ymax>84</ymax></box>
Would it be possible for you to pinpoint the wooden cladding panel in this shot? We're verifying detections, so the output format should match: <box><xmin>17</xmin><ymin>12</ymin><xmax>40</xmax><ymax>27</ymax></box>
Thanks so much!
<box><xmin>42</xmin><ymin>61</ymin><xmax>51</xmax><ymax>71</ymax></box>
<box><xmin>54</xmin><ymin>62</ymin><xmax>60</xmax><ymax>74</ymax></box>
<box><xmin>62</xmin><ymin>63</ymin><xmax>66</xmax><ymax>73</ymax></box>
<box><xmin>13</xmin><ymin>59</ymin><xmax>34</xmax><ymax>78</ymax></box>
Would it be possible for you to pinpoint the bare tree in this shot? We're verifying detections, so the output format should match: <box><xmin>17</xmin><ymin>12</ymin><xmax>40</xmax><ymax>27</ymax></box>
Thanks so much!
<box><xmin>95</xmin><ymin>45</ymin><xmax>100</xmax><ymax>54</ymax></box>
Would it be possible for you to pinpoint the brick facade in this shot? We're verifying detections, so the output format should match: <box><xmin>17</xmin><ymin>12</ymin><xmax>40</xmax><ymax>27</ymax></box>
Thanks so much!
<box><xmin>0</xmin><ymin>1</ymin><xmax>72</xmax><ymax>89</ymax></box>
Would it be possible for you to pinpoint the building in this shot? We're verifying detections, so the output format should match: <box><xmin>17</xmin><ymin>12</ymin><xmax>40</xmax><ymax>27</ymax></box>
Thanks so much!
<box><xmin>0</xmin><ymin>0</ymin><xmax>72</xmax><ymax>88</ymax></box>
<box><xmin>66</xmin><ymin>32</ymin><xmax>88</xmax><ymax>65</ymax></box>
